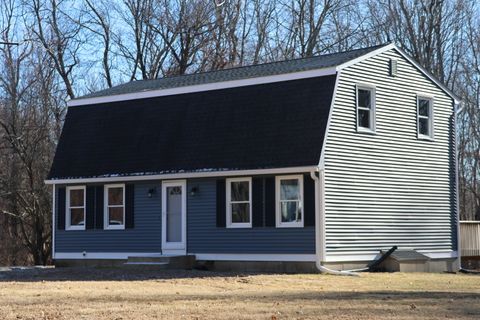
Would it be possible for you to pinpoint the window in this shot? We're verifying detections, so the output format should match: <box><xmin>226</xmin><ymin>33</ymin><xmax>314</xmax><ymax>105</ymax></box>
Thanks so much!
<box><xmin>417</xmin><ymin>96</ymin><xmax>434</xmax><ymax>139</ymax></box>
<box><xmin>66</xmin><ymin>186</ymin><xmax>86</xmax><ymax>231</ymax></box>
<box><xmin>276</xmin><ymin>175</ymin><xmax>304</xmax><ymax>228</ymax></box>
<box><xmin>356</xmin><ymin>85</ymin><xmax>376</xmax><ymax>132</ymax></box>
<box><xmin>104</xmin><ymin>184</ymin><xmax>125</xmax><ymax>230</ymax></box>
<box><xmin>226</xmin><ymin>177</ymin><xmax>252</xmax><ymax>228</ymax></box>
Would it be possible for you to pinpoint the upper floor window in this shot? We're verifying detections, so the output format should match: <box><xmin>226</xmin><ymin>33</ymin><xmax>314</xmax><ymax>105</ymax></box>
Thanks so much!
<box><xmin>226</xmin><ymin>177</ymin><xmax>252</xmax><ymax>228</ymax></box>
<box><xmin>104</xmin><ymin>184</ymin><xmax>125</xmax><ymax>230</ymax></box>
<box><xmin>66</xmin><ymin>186</ymin><xmax>86</xmax><ymax>231</ymax></box>
<box><xmin>276</xmin><ymin>175</ymin><xmax>304</xmax><ymax>228</ymax></box>
<box><xmin>356</xmin><ymin>85</ymin><xmax>376</xmax><ymax>133</ymax></box>
<box><xmin>417</xmin><ymin>96</ymin><xmax>434</xmax><ymax>139</ymax></box>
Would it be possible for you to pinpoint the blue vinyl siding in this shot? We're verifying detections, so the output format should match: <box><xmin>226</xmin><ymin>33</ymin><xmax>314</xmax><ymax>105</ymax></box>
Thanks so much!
<box><xmin>55</xmin><ymin>182</ymin><xmax>162</xmax><ymax>253</ymax></box>
<box><xmin>55</xmin><ymin>178</ymin><xmax>315</xmax><ymax>255</ymax></box>
<box><xmin>187</xmin><ymin>179</ymin><xmax>315</xmax><ymax>254</ymax></box>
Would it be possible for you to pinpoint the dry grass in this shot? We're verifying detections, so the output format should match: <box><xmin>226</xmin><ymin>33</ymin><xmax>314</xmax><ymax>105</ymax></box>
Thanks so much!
<box><xmin>0</xmin><ymin>268</ymin><xmax>479</xmax><ymax>319</ymax></box>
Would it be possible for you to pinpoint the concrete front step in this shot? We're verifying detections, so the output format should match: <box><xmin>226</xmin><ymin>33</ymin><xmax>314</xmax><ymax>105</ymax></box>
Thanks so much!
<box><xmin>127</xmin><ymin>256</ymin><xmax>171</xmax><ymax>263</ymax></box>
<box><xmin>124</xmin><ymin>255</ymin><xmax>196</xmax><ymax>270</ymax></box>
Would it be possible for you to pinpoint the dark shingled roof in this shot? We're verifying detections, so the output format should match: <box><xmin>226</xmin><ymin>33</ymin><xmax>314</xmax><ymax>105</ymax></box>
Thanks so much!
<box><xmin>77</xmin><ymin>44</ymin><xmax>386</xmax><ymax>100</ymax></box>
<box><xmin>48</xmin><ymin>75</ymin><xmax>336</xmax><ymax>179</ymax></box>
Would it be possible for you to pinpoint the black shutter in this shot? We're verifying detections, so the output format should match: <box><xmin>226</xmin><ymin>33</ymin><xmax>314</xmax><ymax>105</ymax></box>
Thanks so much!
<box><xmin>252</xmin><ymin>177</ymin><xmax>264</xmax><ymax>227</ymax></box>
<box><xmin>216</xmin><ymin>179</ymin><xmax>226</xmax><ymax>227</ymax></box>
<box><xmin>57</xmin><ymin>187</ymin><xmax>66</xmax><ymax>230</ymax></box>
<box><xmin>303</xmin><ymin>175</ymin><xmax>316</xmax><ymax>227</ymax></box>
<box><xmin>125</xmin><ymin>184</ymin><xmax>135</xmax><ymax>228</ymax></box>
<box><xmin>95</xmin><ymin>186</ymin><xmax>104</xmax><ymax>229</ymax></box>
<box><xmin>86</xmin><ymin>186</ymin><xmax>95</xmax><ymax>229</ymax></box>
<box><xmin>264</xmin><ymin>177</ymin><xmax>276</xmax><ymax>227</ymax></box>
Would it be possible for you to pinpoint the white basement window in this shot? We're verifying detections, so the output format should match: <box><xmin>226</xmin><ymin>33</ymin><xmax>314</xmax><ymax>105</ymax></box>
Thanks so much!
<box><xmin>276</xmin><ymin>175</ymin><xmax>304</xmax><ymax>228</ymax></box>
<box><xmin>356</xmin><ymin>85</ymin><xmax>376</xmax><ymax>133</ymax></box>
<box><xmin>417</xmin><ymin>96</ymin><xmax>434</xmax><ymax>140</ymax></box>
<box><xmin>104</xmin><ymin>184</ymin><xmax>125</xmax><ymax>230</ymax></box>
<box><xmin>226</xmin><ymin>177</ymin><xmax>252</xmax><ymax>228</ymax></box>
<box><xmin>66</xmin><ymin>186</ymin><xmax>86</xmax><ymax>231</ymax></box>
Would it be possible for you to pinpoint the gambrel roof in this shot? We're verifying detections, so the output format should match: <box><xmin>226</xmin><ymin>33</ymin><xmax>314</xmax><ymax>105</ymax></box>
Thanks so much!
<box><xmin>49</xmin><ymin>75</ymin><xmax>336</xmax><ymax>180</ymax></box>
<box><xmin>48</xmin><ymin>43</ymin><xmax>459</xmax><ymax>181</ymax></box>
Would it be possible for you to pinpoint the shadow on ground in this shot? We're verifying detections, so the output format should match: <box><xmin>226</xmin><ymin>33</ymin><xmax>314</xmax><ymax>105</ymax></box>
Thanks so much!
<box><xmin>0</xmin><ymin>267</ymin><xmax>244</xmax><ymax>281</ymax></box>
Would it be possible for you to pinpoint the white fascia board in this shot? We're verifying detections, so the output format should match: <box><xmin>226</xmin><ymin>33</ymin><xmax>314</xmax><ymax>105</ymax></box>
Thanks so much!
<box><xmin>335</xmin><ymin>43</ymin><xmax>396</xmax><ymax>71</ymax></box>
<box><xmin>45</xmin><ymin>166</ymin><xmax>317</xmax><ymax>185</ymax></box>
<box><xmin>68</xmin><ymin>67</ymin><xmax>337</xmax><ymax>107</ymax></box>
<box><xmin>318</xmin><ymin>71</ymin><xmax>340</xmax><ymax>169</ymax></box>
<box><xmin>336</xmin><ymin>43</ymin><xmax>461</xmax><ymax>104</ymax></box>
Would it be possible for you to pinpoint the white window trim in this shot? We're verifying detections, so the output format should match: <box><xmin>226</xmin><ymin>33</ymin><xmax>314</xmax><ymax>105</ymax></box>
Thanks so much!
<box><xmin>65</xmin><ymin>185</ymin><xmax>86</xmax><ymax>231</ymax></box>
<box><xmin>356</xmin><ymin>84</ymin><xmax>376</xmax><ymax>133</ymax></box>
<box><xmin>226</xmin><ymin>177</ymin><xmax>252</xmax><ymax>228</ymax></box>
<box><xmin>276</xmin><ymin>175</ymin><xmax>304</xmax><ymax>228</ymax></box>
<box><xmin>417</xmin><ymin>95</ymin><xmax>435</xmax><ymax>140</ymax></box>
<box><xmin>104</xmin><ymin>183</ymin><xmax>126</xmax><ymax>230</ymax></box>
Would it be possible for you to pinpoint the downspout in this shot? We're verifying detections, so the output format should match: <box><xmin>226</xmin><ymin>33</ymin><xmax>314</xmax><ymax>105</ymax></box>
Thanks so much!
<box><xmin>455</xmin><ymin>102</ymin><xmax>462</xmax><ymax>271</ymax></box>
<box><xmin>52</xmin><ymin>184</ymin><xmax>56</xmax><ymax>262</ymax></box>
<box><xmin>310</xmin><ymin>169</ymin><xmax>359</xmax><ymax>276</ymax></box>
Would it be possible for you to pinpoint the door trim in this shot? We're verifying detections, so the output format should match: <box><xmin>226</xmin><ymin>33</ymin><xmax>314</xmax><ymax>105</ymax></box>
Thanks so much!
<box><xmin>161</xmin><ymin>180</ymin><xmax>187</xmax><ymax>255</ymax></box>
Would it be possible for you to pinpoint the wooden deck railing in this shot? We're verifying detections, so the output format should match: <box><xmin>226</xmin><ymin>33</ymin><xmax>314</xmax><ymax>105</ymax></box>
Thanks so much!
<box><xmin>460</xmin><ymin>221</ymin><xmax>480</xmax><ymax>257</ymax></box>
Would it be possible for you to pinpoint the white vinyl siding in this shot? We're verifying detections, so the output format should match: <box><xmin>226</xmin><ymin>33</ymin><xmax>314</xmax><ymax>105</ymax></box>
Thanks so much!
<box><xmin>324</xmin><ymin>48</ymin><xmax>456</xmax><ymax>261</ymax></box>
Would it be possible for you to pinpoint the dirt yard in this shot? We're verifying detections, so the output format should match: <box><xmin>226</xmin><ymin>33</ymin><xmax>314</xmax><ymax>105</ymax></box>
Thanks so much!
<box><xmin>0</xmin><ymin>268</ymin><xmax>479</xmax><ymax>320</ymax></box>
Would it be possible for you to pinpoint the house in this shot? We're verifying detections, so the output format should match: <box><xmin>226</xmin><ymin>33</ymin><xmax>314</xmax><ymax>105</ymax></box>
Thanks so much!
<box><xmin>46</xmin><ymin>43</ymin><xmax>461</xmax><ymax>272</ymax></box>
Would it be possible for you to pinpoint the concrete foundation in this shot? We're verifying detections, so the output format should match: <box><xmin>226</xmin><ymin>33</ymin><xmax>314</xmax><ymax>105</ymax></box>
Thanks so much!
<box><xmin>55</xmin><ymin>259</ymin><xmax>127</xmax><ymax>268</ymax></box>
<box><xmin>196</xmin><ymin>260</ymin><xmax>318</xmax><ymax>273</ymax></box>
<box><xmin>55</xmin><ymin>257</ymin><xmax>459</xmax><ymax>273</ymax></box>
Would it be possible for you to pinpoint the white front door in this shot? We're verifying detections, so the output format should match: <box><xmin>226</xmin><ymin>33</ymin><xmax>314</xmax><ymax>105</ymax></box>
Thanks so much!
<box><xmin>161</xmin><ymin>180</ymin><xmax>187</xmax><ymax>255</ymax></box>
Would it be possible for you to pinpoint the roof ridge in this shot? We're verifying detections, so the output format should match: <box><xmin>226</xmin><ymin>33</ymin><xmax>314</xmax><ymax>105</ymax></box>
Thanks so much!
<box><xmin>75</xmin><ymin>42</ymin><xmax>392</xmax><ymax>102</ymax></box>
<box><xmin>139</xmin><ymin>42</ymin><xmax>390</xmax><ymax>84</ymax></box>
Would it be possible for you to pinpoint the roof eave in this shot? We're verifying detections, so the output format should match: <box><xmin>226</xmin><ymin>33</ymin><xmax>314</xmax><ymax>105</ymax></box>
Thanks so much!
<box><xmin>45</xmin><ymin>166</ymin><xmax>319</xmax><ymax>184</ymax></box>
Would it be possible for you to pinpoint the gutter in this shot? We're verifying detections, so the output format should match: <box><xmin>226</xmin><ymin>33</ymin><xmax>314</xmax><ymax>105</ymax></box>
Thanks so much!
<box><xmin>454</xmin><ymin>102</ymin><xmax>462</xmax><ymax>270</ymax></box>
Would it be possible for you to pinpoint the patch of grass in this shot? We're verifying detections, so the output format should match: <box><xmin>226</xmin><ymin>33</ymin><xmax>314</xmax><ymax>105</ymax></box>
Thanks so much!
<box><xmin>0</xmin><ymin>269</ymin><xmax>479</xmax><ymax>319</ymax></box>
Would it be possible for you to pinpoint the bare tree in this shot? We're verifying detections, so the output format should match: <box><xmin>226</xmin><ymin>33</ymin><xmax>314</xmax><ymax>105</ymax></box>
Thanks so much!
<box><xmin>0</xmin><ymin>0</ymin><xmax>64</xmax><ymax>265</ymax></box>
<box><xmin>27</xmin><ymin>0</ymin><xmax>84</xmax><ymax>99</ymax></box>
<box><xmin>82</xmin><ymin>0</ymin><xmax>114</xmax><ymax>88</ymax></box>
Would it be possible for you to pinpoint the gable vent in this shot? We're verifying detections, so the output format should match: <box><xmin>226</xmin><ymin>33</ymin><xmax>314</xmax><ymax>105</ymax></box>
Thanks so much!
<box><xmin>390</xmin><ymin>58</ymin><xmax>398</xmax><ymax>77</ymax></box>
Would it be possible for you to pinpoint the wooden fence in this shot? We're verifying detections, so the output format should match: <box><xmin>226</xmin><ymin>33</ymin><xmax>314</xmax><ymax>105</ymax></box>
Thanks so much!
<box><xmin>460</xmin><ymin>221</ymin><xmax>480</xmax><ymax>257</ymax></box>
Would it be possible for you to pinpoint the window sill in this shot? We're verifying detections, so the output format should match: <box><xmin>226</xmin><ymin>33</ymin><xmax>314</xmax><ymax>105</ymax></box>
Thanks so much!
<box><xmin>226</xmin><ymin>223</ymin><xmax>252</xmax><ymax>229</ymax></box>
<box><xmin>104</xmin><ymin>225</ymin><xmax>125</xmax><ymax>230</ymax></box>
<box><xmin>65</xmin><ymin>226</ymin><xmax>85</xmax><ymax>231</ymax></box>
<box><xmin>417</xmin><ymin>135</ymin><xmax>435</xmax><ymax>142</ymax></box>
<box><xmin>356</xmin><ymin>128</ymin><xmax>376</xmax><ymax>135</ymax></box>
<box><xmin>276</xmin><ymin>223</ymin><xmax>304</xmax><ymax>228</ymax></box>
